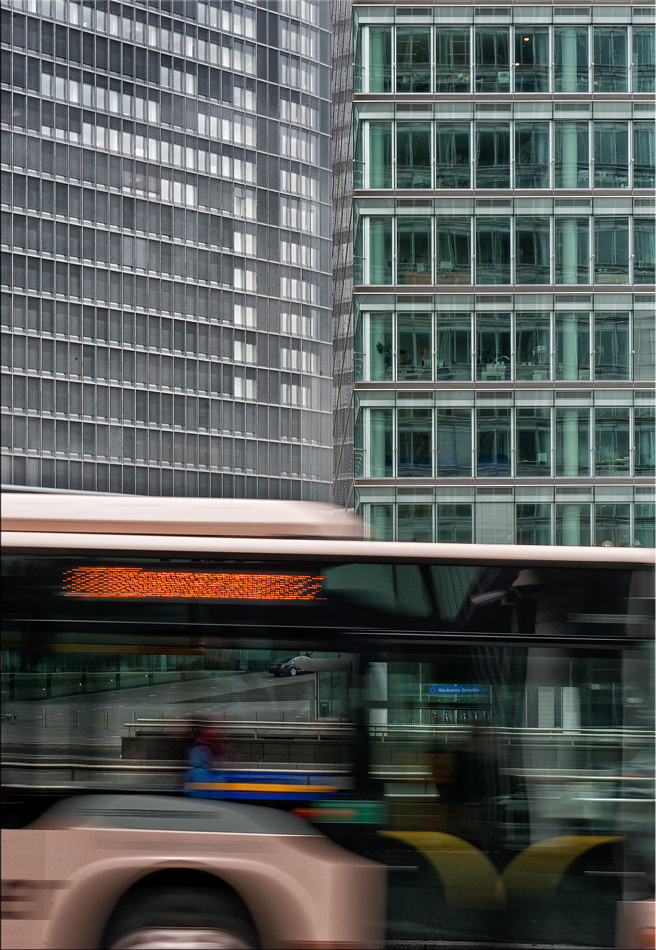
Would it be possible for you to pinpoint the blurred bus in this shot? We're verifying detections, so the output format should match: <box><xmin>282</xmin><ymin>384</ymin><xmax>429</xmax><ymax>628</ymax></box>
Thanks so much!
<box><xmin>1</xmin><ymin>492</ymin><xmax>654</xmax><ymax>950</ymax></box>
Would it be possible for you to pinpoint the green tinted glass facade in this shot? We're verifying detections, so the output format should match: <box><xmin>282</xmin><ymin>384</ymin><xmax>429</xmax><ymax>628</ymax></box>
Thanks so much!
<box><xmin>336</xmin><ymin>3</ymin><xmax>654</xmax><ymax>545</ymax></box>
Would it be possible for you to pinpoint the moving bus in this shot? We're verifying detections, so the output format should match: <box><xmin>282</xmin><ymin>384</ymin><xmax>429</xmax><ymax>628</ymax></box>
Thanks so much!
<box><xmin>1</xmin><ymin>492</ymin><xmax>654</xmax><ymax>950</ymax></box>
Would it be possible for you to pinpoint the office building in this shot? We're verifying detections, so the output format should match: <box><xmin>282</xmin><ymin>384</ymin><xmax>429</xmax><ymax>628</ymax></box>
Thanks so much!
<box><xmin>333</xmin><ymin>0</ymin><xmax>655</xmax><ymax>546</ymax></box>
<box><xmin>1</xmin><ymin>0</ymin><xmax>333</xmax><ymax>500</ymax></box>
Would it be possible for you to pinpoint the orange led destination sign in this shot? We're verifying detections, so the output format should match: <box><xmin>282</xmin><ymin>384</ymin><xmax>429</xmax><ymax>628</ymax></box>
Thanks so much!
<box><xmin>63</xmin><ymin>567</ymin><xmax>326</xmax><ymax>601</ymax></box>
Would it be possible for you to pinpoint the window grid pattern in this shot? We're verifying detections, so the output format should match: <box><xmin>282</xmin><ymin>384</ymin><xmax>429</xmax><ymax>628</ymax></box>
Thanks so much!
<box><xmin>332</xmin><ymin>2</ymin><xmax>656</xmax><ymax>543</ymax></box>
<box><xmin>354</xmin><ymin>395</ymin><xmax>654</xmax><ymax>481</ymax></box>
<box><xmin>356</xmin><ymin>496</ymin><xmax>655</xmax><ymax>549</ymax></box>
<box><xmin>1</xmin><ymin>0</ymin><xmax>334</xmax><ymax>499</ymax></box>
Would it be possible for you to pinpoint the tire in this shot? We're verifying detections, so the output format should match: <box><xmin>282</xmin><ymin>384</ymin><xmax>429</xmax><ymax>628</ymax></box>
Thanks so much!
<box><xmin>289</xmin><ymin>666</ymin><xmax>298</xmax><ymax>676</ymax></box>
<box><xmin>101</xmin><ymin>885</ymin><xmax>259</xmax><ymax>950</ymax></box>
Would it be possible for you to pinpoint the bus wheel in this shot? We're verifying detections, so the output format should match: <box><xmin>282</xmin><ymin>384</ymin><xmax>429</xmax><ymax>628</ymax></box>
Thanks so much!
<box><xmin>102</xmin><ymin>885</ymin><xmax>258</xmax><ymax>950</ymax></box>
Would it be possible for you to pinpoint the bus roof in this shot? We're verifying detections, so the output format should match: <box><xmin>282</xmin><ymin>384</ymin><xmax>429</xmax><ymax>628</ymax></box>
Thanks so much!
<box><xmin>0</xmin><ymin>493</ymin><xmax>364</xmax><ymax>541</ymax></box>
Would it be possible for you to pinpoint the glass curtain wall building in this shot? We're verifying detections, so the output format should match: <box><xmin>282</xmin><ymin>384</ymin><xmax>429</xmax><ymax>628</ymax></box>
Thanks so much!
<box><xmin>334</xmin><ymin>1</ymin><xmax>655</xmax><ymax>546</ymax></box>
<box><xmin>1</xmin><ymin>0</ymin><xmax>333</xmax><ymax>500</ymax></box>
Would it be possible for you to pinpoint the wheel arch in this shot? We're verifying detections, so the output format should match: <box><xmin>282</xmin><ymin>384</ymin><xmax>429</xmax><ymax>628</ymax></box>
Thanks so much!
<box><xmin>98</xmin><ymin>868</ymin><xmax>259</xmax><ymax>949</ymax></box>
<box><xmin>44</xmin><ymin>854</ymin><xmax>305</xmax><ymax>950</ymax></box>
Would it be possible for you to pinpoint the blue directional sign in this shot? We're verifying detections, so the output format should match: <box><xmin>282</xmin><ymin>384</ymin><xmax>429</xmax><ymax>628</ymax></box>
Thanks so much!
<box><xmin>427</xmin><ymin>684</ymin><xmax>490</xmax><ymax>697</ymax></box>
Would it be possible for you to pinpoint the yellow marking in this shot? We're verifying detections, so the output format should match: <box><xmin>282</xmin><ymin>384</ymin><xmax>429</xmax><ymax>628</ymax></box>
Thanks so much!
<box><xmin>381</xmin><ymin>831</ymin><xmax>503</xmax><ymax>909</ymax></box>
<box><xmin>501</xmin><ymin>835</ymin><xmax>622</xmax><ymax>901</ymax></box>
<box><xmin>380</xmin><ymin>832</ymin><xmax>624</xmax><ymax>909</ymax></box>
<box><xmin>185</xmin><ymin>782</ymin><xmax>337</xmax><ymax>793</ymax></box>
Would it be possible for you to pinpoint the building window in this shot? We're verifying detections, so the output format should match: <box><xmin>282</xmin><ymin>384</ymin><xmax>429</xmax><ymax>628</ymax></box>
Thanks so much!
<box><xmin>555</xmin><ymin>406</ymin><xmax>590</xmax><ymax>477</ymax></box>
<box><xmin>555</xmin><ymin>218</ymin><xmax>590</xmax><ymax>285</ymax></box>
<box><xmin>398</xmin><ymin>407</ymin><xmax>432</xmax><ymax>478</ymax></box>
<box><xmin>475</xmin><ymin>28</ymin><xmax>510</xmax><ymax>93</ymax></box>
<box><xmin>595</xmin><ymin>504</ymin><xmax>630</xmax><ymax>547</ymax></box>
<box><xmin>515</xmin><ymin>29</ymin><xmax>549</xmax><ymax>93</ymax></box>
<box><xmin>476</xmin><ymin>312</ymin><xmax>511</xmax><ymax>381</ymax></box>
<box><xmin>435</xmin><ymin>29</ymin><xmax>470</xmax><ymax>93</ymax></box>
<box><xmin>475</xmin><ymin>218</ymin><xmax>511</xmax><ymax>285</ymax></box>
<box><xmin>476</xmin><ymin>408</ymin><xmax>511</xmax><ymax>477</ymax></box>
<box><xmin>517</xmin><ymin>504</ymin><xmax>552</xmax><ymax>545</ymax></box>
<box><xmin>396</xmin><ymin>29</ymin><xmax>431</xmax><ymax>94</ymax></box>
<box><xmin>435</xmin><ymin>123</ymin><xmax>470</xmax><ymax>188</ymax></box>
<box><xmin>554</xmin><ymin>27</ymin><xmax>588</xmax><ymax>93</ymax></box>
<box><xmin>594</xmin><ymin>217</ymin><xmax>629</xmax><ymax>285</ymax></box>
<box><xmin>595</xmin><ymin>407</ymin><xmax>630</xmax><ymax>476</ymax></box>
<box><xmin>516</xmin><ymin>408</ymin><xmax>551</xmax><ymax>476</ymax></box>
<box><xmin>593</xmin><ymin>27</ymin><xmax>628</xmax><ymax>93</ymax></box>
<box><xmin>594</xmin><ymin>312</ymin><xmax>630</xmax><ymax>381</ymax></box>
<box><xmin>397</xmin><ymin>123</ymin><xmax>431</xmax><ymax>189</ymax></box>
<box><xmin>635</xmin><ymin>408</ymin><xmax>656</xmax><ymax>478</ymax></box>
<box><xmin>436</xmin><ymin>313</ymin><xmax>471</xmax><ymax>381</ymax></box>
<box><xmin>436</xmin><ymin>408</ymin><xmax>471</xmax><ymax>477</ymax></box>
<box><xmin>556</xmin><ymin>505</ymin><xmax>591</xmax><ymax>546</ymax></box>
<box><xmin>555</xmin><ymin>312</ymin><xmax>590</xmax><ymax>381</ymax></box>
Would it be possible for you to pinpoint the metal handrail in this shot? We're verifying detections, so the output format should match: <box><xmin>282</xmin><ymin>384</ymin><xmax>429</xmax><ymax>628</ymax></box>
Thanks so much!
<box><xmin>124</xmin><ymin>717</ymin><xmax>652</xmax><ymax>742</ymax></box>
<box><xmin>125</xmin><ymin>718</ymin><xmax>355</xmax><ymax>740</ymax></box>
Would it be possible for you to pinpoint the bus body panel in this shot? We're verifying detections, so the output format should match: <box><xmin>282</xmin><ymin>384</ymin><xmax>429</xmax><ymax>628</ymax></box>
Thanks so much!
<box><xmin>2</xmin><ymin>824</ymin><xmax>386</xmax><ymax>950</ymax></box>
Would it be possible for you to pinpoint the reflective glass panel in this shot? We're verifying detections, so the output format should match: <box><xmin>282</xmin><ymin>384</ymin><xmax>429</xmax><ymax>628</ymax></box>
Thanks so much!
<box><xmin>593</xmin><ymin>123</ymin><xmax>628</xmax><ymax>189</ymax></box>
<box><xmin>436</xmin><ymin>503</ymin><xmax>472</xmax><ymax>542</ymax></box>
<box><xmin>397</xmin><ymin>29</ymin><xmax>431</xmax><ymax>93</ymax></box>
<box><xmin>554</xmin><ymin>27</ymin><xmax>588</xmax><ymax>92</ymax></box>
<box><xmin>398</xmin><ymin>504</ymin><xmax>433</xmax><ymax>542</ymax></box>
<box><xmin>516</xmin><ymin>408</ymin><xmax>551</xmax><ymax>476</ymax></box>
<box><xmin>515</xmin><ymin>124</ymin><xmax>550</xmax><ymax>188</ymax></box>
<box><xmin>436</xmin><ymin>408</ymin><xmax>472</xmax><ymax>477</ymax></box>
<box><xmin>475</xmin><ymin>28</ymin><xmax>510</xmax><ymax>92</ymax></box>
<box><xmin>369</xmin><ymin>503</ymin><xmax>394</xmax><ymax>540</ymax></box>
<box><xmin>594</xmin><ymin>217</ymin><xmax>628</xmax><ymax>284</ymax></box>
<box><xmin>368</xmin><ymin>26</ymin><xmax>392</xmax><ymax>93</ymax></box>
<box><xmin>435</xmin><ymin>124</ymin><xmax>471</xmax><ymax>188</ymax></box>
<box><xmin>635</xmin><ymin>407</ymin><xmax>655</xmax><ymax>477</ymax></box>
<box><xmin>515</xmin><ymin>29</ymin><xmax>549</xmax><ymax>92</ymax></box>
<box><xmin>517</xmin><ymin>504</ymin><xmax>552</xmax><ymax>545</ymax></box>
<box><xmin>436</xmin><ymin>312</ymin><xmax>471</xmax><ymax>381</ymax></box>
<box><xmin>635</xmin><ymin>503</ymin><xmax>656</xmax><ymax>548</ymax></box>
<box><xmin>555</xmin><ymin>407</ymin><xmax>590</xmax><ymax>476</ymax></box>
<box><xmin>368</xmin><ymin>217</ymin><xmax>393</xmax><ymax>285</ymax></box>
<box><xmin>398</xmin><ymin>407</ymin><xmax>432</xmax><ymax>477</ymax></box>
<box><xmin>476</xmin><ymin>312</ymin><xmax>511</xmax><ymax>380</ymax></box>
<box><xmin>368</xmin><ymin>122</ymin><xmax>392</xmax><ymax>189</ymax></box>
<box><xmin>397</xmin><ymin>313</ymin><xmax>432</xmax><ymax>381</ymax></box>
<box><xmin>555</xmin><ymin>123</ymin><xmax>589</xmax><ymax>188</ymax></box>
<box><xmin>476</xmin><ymin>407</ymin><xmax>511</xmax><ymax>476</ymax></box>
<box><xmin>634</xmin><ymin>311</ymin><xmax>656</xmax><ymax>381</ymax></box>
<box><xmin>595</xmin><ymin>503</ymin><xmax>630</xmax><ymax>547</ymax></box>
<box><xmin>367</xmin><ymin>312</ymin><xmax>393</xmax><ymax>381</ymax></box>
<box><xmin>435</xmin><ymin>217</ymin><xmax>471</xmax><ymax>284</ymax></box>
<box><xmin>595</xmin><ymin>407</ymin><xmax>630</xmax><ymax>475</ymax></box>
<box><xmin>633</xmin><ymin>122</ymin><xmax>655</xmax><ymax>189</ymax></box>
<box><xmin>634</xmin><ymin>219</ymin><xmax>655</xmax><ymax>285</ymax></box>
<box><xmin>555</xmin><ymin>218</ymin><xmax>590</xmax><ymax>285</ymax></box>
<box><xmin>516</xmin><ymin>218</ymin><xmax>550</xmax><ymax>284</ymax></box>
<box><xmin>593</xmin><ymin>27</ymin><xmax>628</xmax><ymax>92</ymax></box>
<box><xmin>516</xmin><ymin>313</ymin><xmax>550</xmax><ymax>380</ymax></box>
<box><xmin>633</xmin><ymin>28</ymin><xmax>655</xmax><ymax>93</ymax></box>
<box><xmin>476</xmin><ymin>124</ymin><xmax>510</xmax><ymax>188</ymax></box>
<box><xmin>595</xmin><ymin>312</ymin><xmax>630</xmax><ymax>380</ymax></box>
<box><xmin>397</xmin><ymin>123</ymin><xmax>431</xmax><ymax>189</ymax></box>
<box><xmin>476</xmin><ymin>218</ymin><xmax>511</xmax><ymax>285</ymax></box>
<box><xmin>369</xmin><ymin>407</ymin><xmax>393</xmax><ymax>477</ymax></box>
<box><xmin>556</xmin><ymin>312</ymin><xmax>590</xmax><ymax>381</ymax></box>
<box><xmin>556</xmin><ymin>505</ymin><xmax>591</xmax><ymax>546</ymax></box>
<box><xmin>435</xmin><ymin>29</ymin><xmax>470</xmax><ymax>93</ymax></box>
<box><xmin>397</xmin><ymin>219</ymin><xmax>432</xmax><ymax>285</ymax></box>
